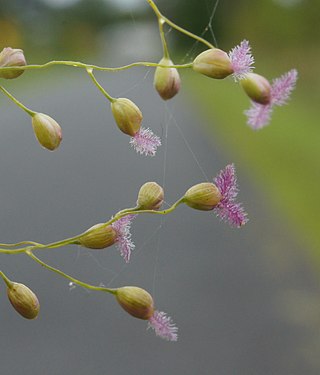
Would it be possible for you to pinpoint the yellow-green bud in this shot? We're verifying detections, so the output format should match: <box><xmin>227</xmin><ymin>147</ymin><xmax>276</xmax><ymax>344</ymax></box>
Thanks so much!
<box><xmin>7</xmin><ymin>282</ymin><xmax>40</xmax><ymax>319</ymax></box>
<box><xmin>0</xmin><ymin>47</ymin><xmax>26</xmax><ymax>79</ymax></box>
<box><xmin>184</xmin><ymin>182</ymin><xmax>222</xmax><ymax>211</ymax></box>
<box><xmin>154</xmin><ymin>57</ymin><xmax>181</xmax><ymax>100</ymax></box>
<box><xmin>77</xmin><ymin>223</ymin><xmax>117</xmax><ymax>249</ymax></box>
<box><xmin>115</xmin><ymin>286</ymin><xmax>154</xmax><ymax>320</ymax></box>
<box><xmin>31</xmin><ymin>113</ymin><xmax>62</xmax><ymax>151</ymax></box>
<box><xmin>192</xmin><ymin>48</ymin><xmax>233</xmax><ymax>79</ymax></box>
<box><xmin>137</xmin><ymin>182</ymin><xmax>164</xmax><ymax>210</ymax></box>
<box><xmin>111</xmin><ymin>98</ymin><xmax>142</xmax><ymax>136</ymax></box>
<box><xmin>240</xmin><ymin>73</ymin><xmax>271</xmax><ymax>105</ymax></box>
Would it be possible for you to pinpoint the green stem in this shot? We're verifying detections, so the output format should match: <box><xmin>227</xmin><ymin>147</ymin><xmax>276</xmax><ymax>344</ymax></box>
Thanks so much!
<box><xmin>0</xmin><ymin>60</ymin><xmax>191</xmax><ymax>73</ymax></box>
<box><xmin>26</xmin><ymin>250</ymin><xmax>116</xmax><ymax>295</ymax></box>
<box><xmin>0</xmin><ymin>86</ymin><xmax>36</xmax><ymax>116</ymax></box>
<box><xmin>86</xmin><ymin>68</ymin><xmax>115</xmax><ymax>102</ymax></box>
<box><xmin>0</xmin><ymin>241</ymin><xmax>41</xmax><ymax>248</ymax></box>
<box><xmin>146</xmin><ymin>0</ymin><xmax>215</xmax><ymax>49</ymax></box>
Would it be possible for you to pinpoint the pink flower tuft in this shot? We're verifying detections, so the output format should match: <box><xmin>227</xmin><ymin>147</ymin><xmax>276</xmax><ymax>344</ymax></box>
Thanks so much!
<box><xmin>147</xmin><ymin>310</ymin><xmax>178</xmax><ymax>341</ymax></box>
<box><xmin>245</xmin><ymin>69</ymin><xmax>298</xmax><ymax>129</ymax></box>
<box><xmin>130</xmin><ymin>127</ymin><xmax>161</xmax><ymax>156</ymax></box>
<box><xmin>214</xmin><ymin>164</ymin><xmax>248</xmax><ymax>227</ymax></box>
<box><xmin>111</xmin><ymin>214</ymin><xmax>136</xmax><ymax>263</ymax></box>
<box><xmin>228</xmin><ymin>40</ymin><xmax>254</xmax><ymax>81</ymax></box>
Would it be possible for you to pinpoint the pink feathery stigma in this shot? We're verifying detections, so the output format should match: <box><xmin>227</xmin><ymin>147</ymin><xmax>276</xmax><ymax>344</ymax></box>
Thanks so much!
<box><xmin>245</xmin><ymin>69</ymin><xmax>298</xmax><ymax>130</ymax></box>
<box><xmin>214</xmin><ymin>164</ymin><xmax>248</xmax><ymax>227</ymax></box>
<box><xmin>147</xmin><ymin>310</ymin><xmax>178</xmax><ymax>341</ymax></box>
<box><xmin>111</xmin><ymin>214</ymin><xmax>136</xmax><ymax>263</ymax></box>
<box><xmin>244</xmin><ymin>102</ymin><xmax>273</xmax><ymax>130</ymax></box>
<box><xmin>130</xmin><ymin>127</ymin><xmax>161</xmax><ymax>156</ymax></box>
<box><xmin>270</xmin><ymin>69</ymin><xmax>298</xmax><ymax>106</ymax></box>
<box><xmin>228</xmin><ymin>40</ymin><xmax>254</xmax><ymax>81</ymax></box>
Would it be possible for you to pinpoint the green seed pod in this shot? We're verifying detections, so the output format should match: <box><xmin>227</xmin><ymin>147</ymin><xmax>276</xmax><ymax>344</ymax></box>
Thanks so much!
<box><xmin>137</xmin><ymin>182</ymin><xmax>164</xmax><ymax>210</ymax></box>
<box><xmin>0</xmin><ymin>47</ymin><xmax>26</xmax><ymax>79</ymax></box>
<box><xmin>240</xmin><ymin>73</ymin><xmax>272</xmax><ymax>105</ymax></box>
<box><xmin>154</xmin><ymin>57</ymin><xmax>181</xmax><ymax>100</ymax></box>
<box><xmin>192</xmin><ymin>48</ymin><xmax>233</xmax><ymax>79</ymax></box>
<box><xmin>7</xmin><ymin>282</ymin><xmax>40</xmax><ymax>319</ymax></box>
<box><xmin>111</xmin><ymin>98</ymin><xmax>142</xmax><ymax>136</ymax></box>
<box><xmin>115</xmin><ymin>286</ymin><xmax>154</xmax><ymax>320</ymax></box>
<box><xmin>77</xmin><ymin>223</ymin><xmax>117</xmax><ymax>249</ymax></box>
<box><xmin>183</xmin><ymin>182</ymin><xmax>222</xmax><ymax>211</ymax></box>
<box><xmin>31</xmin><ymin>113</ymin><xmax>62</xmax><ymax>151</ymax></box>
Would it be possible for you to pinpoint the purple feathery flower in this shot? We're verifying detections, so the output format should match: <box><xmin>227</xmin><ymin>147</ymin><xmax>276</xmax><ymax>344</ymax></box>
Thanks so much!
<box><xmin>245</xmin><ymin>69</ymin><xmax>298</xmax><ymax>130</ymax></box>
<box><xmin>147</xmin><ymin>310</ymin><xmax>178</xmax><ymax>341</ymax></box>
<box><xmin>214</xmin><ymin>164</ymin><xmax>248</xmax><ymax>227</ymax></box>
<box><xmin>111</xmin><ymin>214</ymin><xmax>136</xmax><ymax>263</ymax></box>
<box><xmin>228</xmin><ymin>40</ymin><xmax>254</xmax><ymax>81</ymax></box>
<box><xmin>130</xmin><ymin>127</ymin><xmax>161</xmax><ymax>156</ymax></box>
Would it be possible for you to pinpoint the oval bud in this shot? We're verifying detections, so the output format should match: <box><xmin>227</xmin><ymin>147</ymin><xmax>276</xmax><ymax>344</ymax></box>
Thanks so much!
<box><xmin>115</xmin><ymin>286</ymin><xmax>154</xmax><ymax>320</ymax></box>
<box><xmin>77</xmin><ymin>223</ymin><xmax>117</xmax><ymax>249</ymax></box>
<box><xmin>32</xmin><ymin>113</ymin><xmax>62</xmax><ymax>151</ymax></box>
<box><xmin>111</xmin><ymin>98</ymin><xmax>142</xmax><ymax>136</ymax></box>
<box><xmin>240</xmin><ymin>73</ymin><xmax>271</xmax><ymax>104</ymax></box>
<box><xmin>192</xmin><ymin>48</ymin><xmax>233</xmax><ymax>79</ymax></box>
<box><xmin>0</xmin><ymin>47</ymin><xmax>27</xmax><ymax>79</ymax></box>
<box><xmin>137</xmin><ymin>182</ymin><xmax>164</xmax><ymax>210</ymax></box>
<box><xmin>7</xmin><ymin>282</ymin><xmax>40</xmax><ymax>319</ymax></box>
<box><xmin>154</xmin><ymin>57</ymin><xmax>181</xmax><ymax>100</ymax></box>
<box><xmin>184</xmin><ymin>182</ymin><xmax>222</xmax><ymax>211</ymax></box>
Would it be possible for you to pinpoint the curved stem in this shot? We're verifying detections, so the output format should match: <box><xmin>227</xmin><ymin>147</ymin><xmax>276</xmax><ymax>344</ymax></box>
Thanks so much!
<box><xmin>0</xmin><ymin>86</ymin><xmax>36</xmax><ymax>116</ymax></box>
<box><xmin>26</xmin><ymin>250</ymin><xmax>116</xmax><ymax>295</ymax></box>
<box><xmin>0</xmin><ymin>241</ymin><xmax>41</xmax><ymax>248</ymax></box>
<box><xmin>86</xmin><ymin>68</ymin><xmax>115</xmax><ymax>102</ymax></box>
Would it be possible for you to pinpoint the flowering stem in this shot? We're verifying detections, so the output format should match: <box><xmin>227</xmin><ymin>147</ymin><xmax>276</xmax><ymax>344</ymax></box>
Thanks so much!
<box><xmin>146</xmin><ymin>0</ymin><xmax>215</xmax><ymax>49</ymax></box>
<box><xmin>0</xmin><ymin>85</ymin><xmax>36</xmax><ymax>116</ymax></box>
<box><xmin>25</xmin><ymin>250</ymin><xmax>116</xmax><ymax>295</ymax></box>
<box><xmin>0</xmin><ymin>198</ymin><xmax>185</xmax><ymax>255</ymax></box>
<box><xmin>86</xmin><ymin>68</ymin><xmax>115</xmax><ymax>102</ymax></box>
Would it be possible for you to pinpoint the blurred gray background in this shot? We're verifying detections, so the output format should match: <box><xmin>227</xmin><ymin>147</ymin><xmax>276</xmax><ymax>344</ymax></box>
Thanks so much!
<box><xmin>1</xmin><ymin>0</ymin><xmax>320</xmax><ymax>374</ymax></box>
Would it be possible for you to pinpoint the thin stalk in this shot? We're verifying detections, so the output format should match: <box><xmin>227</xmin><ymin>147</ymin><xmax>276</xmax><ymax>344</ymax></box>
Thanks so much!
<box><xmin>86</xmin><ymin>68</ymin><xmax>115</xmax><ymax>102</ymax></box>
<box><xmin>0</xmin><ymin>86</ymin><xmax>36</xmax><ymax>116</ymax></box>
<box><xmin>26</xmin><ymin>250</ymin><xmax>116</xmax><ymax>295</ymax></box>
<box><xmin>0</xmin><ymin>60</ymin><xmax>192</xmax><ymax>73</ymax></box>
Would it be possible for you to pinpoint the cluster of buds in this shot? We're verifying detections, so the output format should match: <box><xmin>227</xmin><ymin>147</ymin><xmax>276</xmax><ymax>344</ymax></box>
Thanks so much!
<box><xmin>0</xmin><ymin>47</ymin><xmax>26</xmax><ymax>79</ymax></box>
<box><xmin>192</xmin><ymin>40</ymin><xmax>297</xmax><ymax>129</ymax></box>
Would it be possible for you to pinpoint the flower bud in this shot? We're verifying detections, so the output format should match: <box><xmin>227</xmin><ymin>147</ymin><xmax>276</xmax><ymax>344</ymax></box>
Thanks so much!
<box><xmin>240</xmin><ymin>73</ymin><xmax>271</xmax><ymax>104</ymax></box>
<box><xmin>115</xmin><ymin>286</ymin><xmax>154</xmax><ymax>320</ymax></box>
<box><xmin>137</xmin><ymin>182</ymin><xmax>164</xmax><ymax>210</ymax></box>
<box><xmin>111</xmin><ymin>98</ymin><xmax>142</xmax><ymax>136</ymax></box>
<box><xmin>192</xmin><ymin>48</ymin><xmax>233</xmax><ymax>79</ymax></box>
<box><xmin>154</xmin><ymin>57</ymin><xmax>181</xmax><ymax>100</ymax></box>
<box><xmin>7</xmin><ymin>282</ymin><xmax>40</xmax><ymax>319</ymax></box>
<box><xmin>0</xmin><ymin>47</ymin><xmax>27</xmax><ymax>79</ymax></box>
<box><xmin>77</xmin><ymin>223</ymin><xmax>117</xmax><ymax>249</ymax></box>
<box><xmin>183</xmin><ymin>182</ymin><xmax>222</xmax><ymax>211</ymax></box>
<box><xmin>31</xmin><ymin>113</ymin><xmax>62</xmax><ymax>151</ymax></box>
